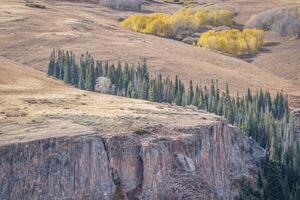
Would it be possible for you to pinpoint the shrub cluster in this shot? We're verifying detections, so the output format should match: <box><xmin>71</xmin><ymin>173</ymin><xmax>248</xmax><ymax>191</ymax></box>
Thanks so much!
<box><xmin>197</xmin><ymin>29</ymin><xmax>264</xmax><ymax>55</ymax></box>
<box><xmin>120</xmin><ymin>8</ymin><xmax>235</xmax><ymax>38</ymax></box>
<box><xmin>246</xmin><ymin>6</ymin><xmax>300</xmax><ymax>38</ymax></box>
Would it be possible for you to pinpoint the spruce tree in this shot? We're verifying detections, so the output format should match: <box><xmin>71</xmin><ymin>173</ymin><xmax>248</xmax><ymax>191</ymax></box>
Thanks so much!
<box><xmin>47</xmin><ymin>50</ymin><xmax>55</xmax><ymax>76</ymax></box>
<box><xmin>142</xmin><ymin>78</ymin><xmax>149</xmax><ymax>100</ymax></box>
<box><xmin>265</xmin><ymin>161</ymin><xmax>284</xmax><ymax>200</ymax></box>
<box><xmin>149</xmin><ymin>79</ymin><xmax>157</xmax><ymax>102</ymax></box>
<box><xmin>63</xmin><ymin>51</ymin><xmax>71</xmax><ymax>84</ymax></box>
<box><xmin>108</xmin><ymin>64</ymin><xmax>116</xmax><ymax>84</ymax></box>
<box><xmin>85</xmin><ymin>57</ymin><xmax>95</xmax><ymax>91</ymax></box>
<box><xmin>58</xmin><ymin>50</ymin><xmax>65</xmax><ymax>80</ymax></box>
<box><xmin>78</xmin><ymin>54</ymin><xmax>86</xmax><ymax>90</ymax></box>
<box><xmin>123</xmin><ymin>62</ymin><xmax>130</xmax><ymax>94</ymax></box>
<box><xmin>95</xmin><ymin>60</ymin><xmax>103</xmax><ymax>78</ymax></box>
<box><xmin>104</xmin><ymin>61</ymin><xmax>109</xmax><ymax>77</ymax></box>
<box><xmin>70</xmin><ymin>53</ymin><xmax>78</xmax><ymax>85</ymax></box>
<box><xmin>187</xmin><ymin>80</ymin><xmax>194</xmax><ymax>105</ymax></box>
<box><xmin>157</xmin><ymin>74</ymin><xmax>163</xmax><ymax>102</ymax></box>
<box><xmin>294</xmin><ymin>184</ymin><xmax>300</xmax><ymax>200</ymax></box>
<box><xmin>116</xmin><ymin>61</ymin><xmax>123</xmax><ymax>90</ymax></box>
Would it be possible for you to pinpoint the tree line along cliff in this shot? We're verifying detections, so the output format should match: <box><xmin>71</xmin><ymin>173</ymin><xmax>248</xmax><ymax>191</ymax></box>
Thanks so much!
<box><xmin>46</xmin><ymin>49</ymin><xmax>300</xmax><ymax>200</ymax></box>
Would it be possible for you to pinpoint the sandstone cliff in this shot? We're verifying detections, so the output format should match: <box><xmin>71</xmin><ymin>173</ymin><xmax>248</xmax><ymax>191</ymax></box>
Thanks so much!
<box><xmin>0</xmin><ymin>120</ymin><xmax>265</xmax><ymax>200</ymax></box>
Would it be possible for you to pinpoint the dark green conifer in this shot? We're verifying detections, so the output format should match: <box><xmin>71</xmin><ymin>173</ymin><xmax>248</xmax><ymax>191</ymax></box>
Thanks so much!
<box><xmin>47</xmin><ymin>50</ymin><xmax>55</xmax><ymax>76</ymax></box>
<box><xmin>78</xmin><ymin>54</ymin><xmax>86</xmax><ymax>90</ymax></box>
<box><xmin>63</xmin><ymin>51</ymin><xmax>71</xmax><ymax>84</ymax></box>
<box><xmin>85</xmin><ymin>57</ymin><xmax>95</xmax><ymax>91</ymax></box>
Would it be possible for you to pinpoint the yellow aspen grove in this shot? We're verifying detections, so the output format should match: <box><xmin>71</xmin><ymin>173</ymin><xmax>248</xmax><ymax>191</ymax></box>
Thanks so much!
<box><xmin>197</xmin><ymin>29</ymin><xmax>264</xmax><ymax>55</ymax></box>
<box><xmin>120</xmin><ymin>8</ymin><xmax>235</xmax><ymax>38</ymax></box>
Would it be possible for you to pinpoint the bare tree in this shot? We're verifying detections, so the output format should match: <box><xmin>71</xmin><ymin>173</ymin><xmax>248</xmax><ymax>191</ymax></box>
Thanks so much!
<box><xmin>95</xmin><ymin>77</ymin><xmax>112</xmax><ymax>93</ymax></box>
<box><xmin>101</xmin><ymin>0</ymin><xmax>142</xmax><ymax>11</ymax></box>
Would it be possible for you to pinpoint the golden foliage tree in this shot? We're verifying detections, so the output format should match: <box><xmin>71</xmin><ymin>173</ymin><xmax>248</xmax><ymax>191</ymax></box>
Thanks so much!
<box><xmin>120</xmin><ymin>8</ymin><xmax>235</xmax><ymax>38</ymax></box>
<box><xmin>197</xmin><ymin>29</ymin><xmax>264</xmax><ymax>55</ymax></box>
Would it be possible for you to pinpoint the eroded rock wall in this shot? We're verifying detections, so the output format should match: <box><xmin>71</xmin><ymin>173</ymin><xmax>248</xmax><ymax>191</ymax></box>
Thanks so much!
<box><xmin>103</xmin><ymin>122</ymin><xmax>265</xmax><ymax>200</ymax></box>
<box><xmin>0</xmin><ymin>135</ymin><xmax>115</xmax><ymax>200</ymax></box>
<box><xmin>0</xmin><ymin>120</ymin><xmax>265</xmax><ymax>200</ymax></box>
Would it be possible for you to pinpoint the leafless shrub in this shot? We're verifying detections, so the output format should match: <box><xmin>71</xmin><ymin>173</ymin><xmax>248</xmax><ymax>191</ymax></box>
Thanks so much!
<box><xmin>246</xmin><ymin>6</ymin><xmax>300</xmax><ymax>38</ymax></box>
<box><xmin>95</xmin><ymin>77</ymin><xmax>112</xmax><ymax>93</ymax></box>
<box><xmin>102</xmin><ymin>0</ymin><xmax>143</xmax><ymax>11</ymax></box>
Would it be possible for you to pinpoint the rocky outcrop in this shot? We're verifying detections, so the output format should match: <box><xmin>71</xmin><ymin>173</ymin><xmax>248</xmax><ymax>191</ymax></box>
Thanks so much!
<box><xmin>182</xmin><ymin>36</ymin><xmax>198</xmax><ymax>45</ymax></box>
<box><xmin>0</xmin><ymin>120</ymin><xmax>265</xmax><ymax>200</ymax></box>
<box><xmin>0</xmin><ymin>135</ymin><xmax>115</xmax><ymax>200</ymax></box>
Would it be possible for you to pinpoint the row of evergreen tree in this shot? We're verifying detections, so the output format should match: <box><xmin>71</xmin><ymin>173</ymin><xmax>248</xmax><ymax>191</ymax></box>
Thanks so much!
<box><xmin>47</xmin><ymin>49</ymin><xmax>299</xmax><ymax>200</ymax></box>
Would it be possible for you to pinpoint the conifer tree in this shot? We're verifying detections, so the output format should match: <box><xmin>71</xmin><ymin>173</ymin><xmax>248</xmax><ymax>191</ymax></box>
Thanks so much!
<box><xmin>70</xmin><ymin>53</ymin><xmax>78</xmax><ymax>85</ymax></box>
<box><xmin>265</xmin><ymin>161</ymin><xmax>284</xmax><ymax>200</ymax></box>
<box><xmin>85</xmin><ymin>57</ymin><xmax>95</xmax><ymax>91</ymax></box>
<box><xmin>78</xmin><ymin>54</ymin><xmax>86</xmax><ymax>90</ymax></box>
<box><xmin>58</xmin><ymin>50</ymin><xmax>64</xmax><ymax>80</ymax></box>
<box><xmin>47</xmin><ymin>50</ymin><xmax>55</xmax><ymax>76</ymax></box>
<box><xmin>157</xmin><ymin>74</ymin><xmax>163</xmax><ymax>102</ymax></box>
<box><xmin>116</xmin><ymin>61</ymin><xmax>123</xmax><ymax>90</ymax></box>
<box><xmin>187</xmin><ymin>80</ymin><xmax>194</xmax><ymax>105</ymax></box>
<box><xmin>104</xmin><ymin>61</ymin><xmax>109</xmax><ymax>77</ymax></box>
<box><xmin>294</xmin><ymin>184</ymin><xmax>300</xmax><ymax>200</ymax></box>
<box><xmin>63</xmin><ymin>51</ymin><xmax>71</xmax><ymax>84</ymax></box>
<box><xmin>95</xmin><ymin>60</ymin><xmax>103</xmax><ymax>78</ymax></box>
<box><xmin>142</xmin><ymin>77</ymin><xmax>149</xmax><ymax>100</ymax></box>
<box><xmin>149</xmin><ymin>79</ymin><xmax>157</xmax><ymax>102</ymax></box>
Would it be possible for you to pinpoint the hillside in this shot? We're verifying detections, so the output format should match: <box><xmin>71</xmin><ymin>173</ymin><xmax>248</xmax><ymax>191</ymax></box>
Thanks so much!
<box><xmin>1</xmin><ymin>1</ymin><xmax>300</xmax><ymax>199</ymax></box>
<box><xmin>0</xmin><ymin>56</ymin><xmax>223</xmax><ymax>145</ymax></box>
<box><xmin>0</xmin><ymin>56</ymin><xmax>265</xmax><ymax>199</ymax></box>
<box><xmin>0</xmin><ymin>0</ymin><xmax>299</xmax><ymax>107</ymax></box>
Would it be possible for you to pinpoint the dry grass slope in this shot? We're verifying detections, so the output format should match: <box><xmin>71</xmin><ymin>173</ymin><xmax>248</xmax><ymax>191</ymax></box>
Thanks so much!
<box><xmin>0</xmin><ymin>0</ymin><xmax>299</xmax><ymax>107</ymax></box>
<box><xmin>0</xmin><ymin>56</ymin><xmax>219</xmax><ymax>145</ymax></box>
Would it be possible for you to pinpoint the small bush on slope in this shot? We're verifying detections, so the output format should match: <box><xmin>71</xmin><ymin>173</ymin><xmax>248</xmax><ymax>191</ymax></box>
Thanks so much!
<box><xmin>120</xmin><ymin>8</ymin><xmax>235</xmax><ymax>38</ymax></box>
<box><xmin>197</xmin><ymin>29</ymin><xmax>264</xmax><ymax>55</ymax></box>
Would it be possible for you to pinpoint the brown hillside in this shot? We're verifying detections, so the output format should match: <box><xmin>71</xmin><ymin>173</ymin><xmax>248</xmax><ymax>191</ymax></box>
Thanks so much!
<box><xmin>0</xmin><ymin>0</ymin><xmax>299</xmax><ymax>107</ymax></box>
<box><xmin>0</xmin><ymin>56</ymin><xmax>220</xmax><ymax>145</ymax></box>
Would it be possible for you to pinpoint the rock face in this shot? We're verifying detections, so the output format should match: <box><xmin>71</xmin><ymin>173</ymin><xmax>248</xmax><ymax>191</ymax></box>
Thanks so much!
<box><xmin>0</xmin><ymin>120</ymin><xmax>265</xmax><ymax>200</ymax></box>
<box><xmin>0</xmin><ymin>135</ymin><xmax>115</xmax><ymax>200</ymax></box>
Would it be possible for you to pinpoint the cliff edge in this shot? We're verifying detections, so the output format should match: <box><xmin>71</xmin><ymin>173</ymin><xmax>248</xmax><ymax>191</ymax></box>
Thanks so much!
<box><xmin>0</xmin><ymin>57</ymin><xmax>265</xmax><ymax>199</ymax></box>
